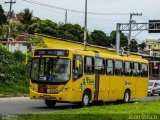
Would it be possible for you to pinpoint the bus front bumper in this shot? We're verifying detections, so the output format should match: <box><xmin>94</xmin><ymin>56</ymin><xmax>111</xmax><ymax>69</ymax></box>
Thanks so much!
<box><xmin>30</xmin><ymin>89</ymin><xmax>74</xmax><ymax>102</ymax></box>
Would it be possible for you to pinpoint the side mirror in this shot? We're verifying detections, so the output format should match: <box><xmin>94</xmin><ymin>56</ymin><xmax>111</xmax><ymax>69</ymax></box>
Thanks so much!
<box><xmin>76</xmin><ymin>60</ymin><xmax>80</xmax><ymax>68</ymax></box>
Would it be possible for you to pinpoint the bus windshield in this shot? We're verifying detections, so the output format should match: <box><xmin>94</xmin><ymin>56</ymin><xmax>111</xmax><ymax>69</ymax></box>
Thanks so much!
<box><xmin>31</xmin><ymin>58</ymin><xmax>70</xmax><ymax>83</ymax></box>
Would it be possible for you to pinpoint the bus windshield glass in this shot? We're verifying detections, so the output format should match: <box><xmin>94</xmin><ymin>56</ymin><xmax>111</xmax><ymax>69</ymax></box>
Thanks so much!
<box><xmin>31</xmin><ymin>58</ymin><xmax>70</xmax><ymax>83</ymax></box>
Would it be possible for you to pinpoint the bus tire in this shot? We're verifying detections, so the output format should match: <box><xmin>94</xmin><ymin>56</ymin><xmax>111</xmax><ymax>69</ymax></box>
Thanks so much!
<box><xmin>123</xmin><ymin>90</ymin><xmax>130</xmax><ymax>103</ymax></box>
<box><xmin>45</xmin><ymin>100</ymin><xmax>56</xmax><ymax>108</ymax></box>
<box><xmin>82</xmin><ymin>91</ymin><xmax>91</xmax><ymax>107</ymax></box>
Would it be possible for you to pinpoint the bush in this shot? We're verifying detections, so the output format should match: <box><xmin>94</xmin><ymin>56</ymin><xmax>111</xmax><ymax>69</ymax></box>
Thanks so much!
<box><xmin>0</xmin><ymin>45</ymin><xmax>29</xmax><ymax>88</ymax></box>
<box><xmin>14</xmin><ymin>50</ymin><xmax>26</xmax><ymax>63</ymax></box>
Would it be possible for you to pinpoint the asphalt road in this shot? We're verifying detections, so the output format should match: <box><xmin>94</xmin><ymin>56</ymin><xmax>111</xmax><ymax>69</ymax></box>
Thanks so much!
<box><xmin>0</xmin><ymin>95</ymin><xmax>160</xmax><ymax>114</ymax></box>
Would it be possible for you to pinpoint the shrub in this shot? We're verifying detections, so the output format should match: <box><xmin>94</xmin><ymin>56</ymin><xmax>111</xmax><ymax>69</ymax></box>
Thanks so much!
<box><xmin>0</xmin><ymin>45</ymin><xmax>29</xmax><ymax>87</ymax></box>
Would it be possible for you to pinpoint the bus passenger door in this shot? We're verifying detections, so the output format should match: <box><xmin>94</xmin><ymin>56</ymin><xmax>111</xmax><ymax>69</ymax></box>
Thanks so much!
<box><xmin>99</xmin><ymin>74</ymin><xmax>109</xmax><ymax>101</ymax></box>
<box><xmin>72</xmin><ymin>55</ymin><xmax>95</xmax><ymax>102</ymax></box>
<box><xmin>95</xmin><ymin>58</ymin><xmax>109</xmax><ymax>101</ymax></box>
<box><xmin>109</xmin><ymin>60</ymin><xmax>124</xmax><ymax>100</ymax></box>
<box><xmin>72</xmin><ymin>55</ymin><xmax>85</xmax><ymax>102</ymax></box>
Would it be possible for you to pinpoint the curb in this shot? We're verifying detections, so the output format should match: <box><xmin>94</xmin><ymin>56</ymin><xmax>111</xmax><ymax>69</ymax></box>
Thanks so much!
<box><xmin>0</xmin><ymin>94</ymin><xmax>29</xmax><ymax>98</ymax></box>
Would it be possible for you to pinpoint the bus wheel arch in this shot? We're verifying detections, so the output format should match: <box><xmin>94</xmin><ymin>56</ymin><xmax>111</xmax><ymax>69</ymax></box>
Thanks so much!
<box><xmin>82</xmin><ymin>88</ymin><xmax>92</xmax><ymax>107</ymax></box>
<box><xmin>123</xmin><ymin>89</ymin><xmax>131</xmax><ymax>103</ymax></box>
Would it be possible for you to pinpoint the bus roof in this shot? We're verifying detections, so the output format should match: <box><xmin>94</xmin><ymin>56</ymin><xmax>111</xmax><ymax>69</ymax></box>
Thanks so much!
<box><xmin>35</xmin><ymin>48</ymin><xmax>148</xmax><ymax>64</ymax></box>
<box><xmin>73</xmin><ymin>49</ymin><xmax>148</xmax><ymax>64</ymax></box>
<box><xmin>36</xmin><ymin>34</ymin><xmax>144</xmax><ymax>59</ymax></box>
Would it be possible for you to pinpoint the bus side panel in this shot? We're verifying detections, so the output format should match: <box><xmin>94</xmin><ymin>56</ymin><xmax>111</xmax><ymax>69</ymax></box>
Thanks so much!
<box><xmin>123</xmin><ymin>76</ymin><xmax>136</xmax><ymax>99</ymax></box>
<box><xmin>109</xmin><ymin>76</ymin><xmax>124</xmax><ymax>100</ymax></box>
<box><xmin>72</xmin><ymin>74</ymin><xmax>95</xmax><ymax>102</ymax></box>
<box><xmin>71</xmin><ymin>79</ymin><xmax>83</xmax><ymax>102</ymax></box>
<box><xmin>135</xmin><ymin>77</ymin><xmax>148</xmax><ymax>99</ymax></box>
<box><xmin>99</xmin><ymin>75</ymin><xmax>109</xmax><ymax>101</ymax></box>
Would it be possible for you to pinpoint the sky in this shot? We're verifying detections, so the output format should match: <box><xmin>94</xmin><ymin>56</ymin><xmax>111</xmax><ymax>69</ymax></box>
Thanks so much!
<box><xmin>1</xmin><ymin>0</ymin><xmax>160</xmax><ymax>43</ymax></box>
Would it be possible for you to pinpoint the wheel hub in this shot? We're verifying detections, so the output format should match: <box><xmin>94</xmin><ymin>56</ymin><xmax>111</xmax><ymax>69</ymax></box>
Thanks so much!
<box><xmin>83</xmin><ymin>95</ymin><xmax>89</xmax><ymax>105</ymax></box>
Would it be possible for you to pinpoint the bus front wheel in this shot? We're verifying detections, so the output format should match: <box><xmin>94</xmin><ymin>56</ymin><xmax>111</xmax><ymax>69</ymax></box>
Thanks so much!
<box><xmin>82</xmin><ymin>91</ymin><xmax>91</xmax><ymax>107</ymax></box>
<box><xmin>123</xmin><ymin>90</ymin><xmax>130</xmax><ymax>103</ymax></box>
<box><xmin>45</xmin><ymin>100</ymin><xmax>56</xmax><ymax>108</ymax></box>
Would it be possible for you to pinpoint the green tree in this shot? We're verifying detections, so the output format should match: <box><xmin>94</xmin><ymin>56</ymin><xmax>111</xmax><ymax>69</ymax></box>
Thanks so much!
<box><xmin>17</xmin><ymin>8</ymin><xmax>34</xmax><ymax>33</ymax></box>
<box><xmin>110</xmin><ymin>31</ymin><xmax>128</xmax><ymax>47</ymax></box>
<box><xmin>0</xmin><ymin>5</ymin><xmax>7</xmax><ymax>25</ymax></box>
<box><xmin>0</xmin><ymin>23</ymin><xmax>19</xmax><ymax>40</ymax></box>
<box><xmin>59</xmin><ymin>23</ymin><xmax>84</xmax><ymax>42</ymax></box>
<box><xmin>91</xmin><ymin>30</ymin><xmax>110</xmax><ymax>47</ymax></box>
<box><xmin>130</xmin><ymin>39</ymin><xmax>138</xmax><ymax>52</ymax></box>
<box><xmin>28</xmin><ymin>20</ymin><xmax>58</xmax><ymax>36</ymax></box>
<box><xmin>17</xmin><ymin>8</ymin><xmax>33</xmax><ymax>25</ymax></box>
<box><xmin>138</xmin><ymin>41</ymin><xmax>146</xmax><ymax>51</ymax></box>
<box><xmin>27</xmin><ymin>35</ymin><xmax>48</xmax><ymax>49</ymax></box>
<box><xmin>0</xmin><ymin>5</ymin><xmax>7</xmax><ymax>39</ymax></box>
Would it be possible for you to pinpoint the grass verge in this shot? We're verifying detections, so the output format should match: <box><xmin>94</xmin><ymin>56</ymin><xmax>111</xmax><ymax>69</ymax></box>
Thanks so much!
<box><xmin>16</xmin><ymin>100</ymin><xmax>160</xmax><ymax>120</ymax></box>
<box><xmin>0</xmin><ymin>86</ymin><xmax>29</xmax><ymax>96</ymax></box>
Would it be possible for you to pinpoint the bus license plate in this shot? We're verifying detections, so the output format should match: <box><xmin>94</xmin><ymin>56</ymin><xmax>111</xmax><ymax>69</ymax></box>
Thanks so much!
<box><xmin>47</xmin><ymin>89</ymin><xmax>58</xmax><ymax>93</ymax></box>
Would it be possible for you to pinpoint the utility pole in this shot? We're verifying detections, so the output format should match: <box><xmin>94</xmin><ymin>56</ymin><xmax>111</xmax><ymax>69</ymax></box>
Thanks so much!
<box><xmin>65</xmin><ymin>9</ymin><xmax>67</xmax><ymax>24</ymax></box>
<box><xmin>83</xmin><ymin>0</ymin><xmax>87</xmax><ymax>51</ymax></box>
<box><xmin>116</xmin><ymin>23</ymin><xmax>120</xmax><ymax>55</ymax></box>
<box><xmin>128</xmin><ymin>13</ymin><xmax>142</xmax><ymax>55</ymax></box>
<box><xmin>5</xmin><ymin>0</ymin><xmax>16</xmax><ymax>50</ymax></box>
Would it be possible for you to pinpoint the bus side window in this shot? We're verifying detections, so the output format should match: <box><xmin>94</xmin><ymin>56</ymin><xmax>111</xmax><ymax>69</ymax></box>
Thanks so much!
<box><xmin>106</xmin><ymin>59</ymin><xmax>114</xmax><ymax>75</ymax></box>
<box><xmin>133</xmin><ymin>63</ymin><xmax>140</xmax><ymax>77</ymax></box>
<box><xmin>95</xmin><ymin>58</ymin><xmax>105</xmax><ymax>74</ymax></box>
<box><xmin>141</xmin><ymin>64</ymin><xmax>148</xmax><ymax>77</ymax></box>
<box><xmin>84</xmin><ymin>56</ymin><xmax>94</xmax><ymax>74</ymax></box>
<box><xmin>115</xmin><ymin>60</ymin><xmax>123</xmax><ymax>76</ymax></box>
<box><xmin>124</xmin><ymin>61</ymin><xmax>132</xmax><ymax>76</ymax></box>
<box><xmin>73</xmin><ymin>55</ymin><xmax>83</xmax><ymax>80</ymax></box>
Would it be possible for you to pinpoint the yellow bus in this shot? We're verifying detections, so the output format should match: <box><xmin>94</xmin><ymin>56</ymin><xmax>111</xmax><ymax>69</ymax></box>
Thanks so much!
<box><xmin>30</xmin><ymin>48</ymin><xmax>149</xmax><ymax>107</ymax></box>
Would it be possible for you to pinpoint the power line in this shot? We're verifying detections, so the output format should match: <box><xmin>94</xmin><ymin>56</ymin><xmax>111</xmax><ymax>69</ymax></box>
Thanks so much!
<box><xmin>22</xmin><ymin>0</ymin><xmax>129</xmax><ymax>16</ymax></box>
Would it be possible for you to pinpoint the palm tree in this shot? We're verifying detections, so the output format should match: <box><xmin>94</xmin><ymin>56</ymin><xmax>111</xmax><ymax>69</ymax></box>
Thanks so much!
<box><xmin>17</xmin><ymin>8</ymin><xmax>33</xmax><ymax>25</ymax></box>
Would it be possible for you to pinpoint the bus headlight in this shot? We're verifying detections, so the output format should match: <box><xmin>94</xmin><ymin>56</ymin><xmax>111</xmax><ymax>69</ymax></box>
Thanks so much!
<box><xmin>61</xmin><ymin>87</ymin><xmax>70</xmax><ymax>92</ymax></box>
<box><xmin>30</xmin><ymin>85</ymin><xmax>36</xmax><ymax>91</ymax></box>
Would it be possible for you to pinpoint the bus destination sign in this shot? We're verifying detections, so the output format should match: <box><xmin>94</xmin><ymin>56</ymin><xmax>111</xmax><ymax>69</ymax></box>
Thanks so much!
<box><xmin>34</xmin><ymin>49</ymin><xmax>69</xmax><ymax>56</ymax></box>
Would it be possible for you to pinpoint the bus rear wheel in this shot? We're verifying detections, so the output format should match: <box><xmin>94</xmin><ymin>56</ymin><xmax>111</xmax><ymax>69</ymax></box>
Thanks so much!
<box><xmin>82</xmin><ymin>91</ymin><xmax>91</xmax><ymax>107</ymax></box>
<box><xmin>45</xmin><ymin>100</ymin><xmax>56</xmax><ymax>108</ymax></box>
<box><xmin>123</xmin><ymin>90</ymin><xmax>130</xmax><ymax>103</ymax></box>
